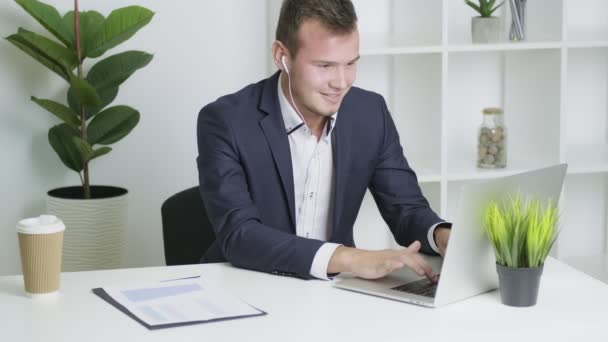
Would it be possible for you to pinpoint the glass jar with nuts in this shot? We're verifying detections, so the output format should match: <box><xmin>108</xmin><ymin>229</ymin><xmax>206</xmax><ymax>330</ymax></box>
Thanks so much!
<box><xmin>477</xmin><ymin>107</ymin><xmax>506</xmax><ymax>168</ymax></box>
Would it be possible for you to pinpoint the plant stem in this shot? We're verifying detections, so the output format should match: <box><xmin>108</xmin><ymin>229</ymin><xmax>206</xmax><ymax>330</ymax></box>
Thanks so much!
<box><xmin>74</xmin><ymin>0</ymin><xmax>90</xmax><ymax>199</ymax></box>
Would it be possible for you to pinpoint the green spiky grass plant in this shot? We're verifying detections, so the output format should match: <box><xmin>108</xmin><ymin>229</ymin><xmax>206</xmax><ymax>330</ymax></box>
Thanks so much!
<box><xmin>483</xmin><ymin>193</ymin><xmax>559</xmax><ymax>268</ymax></box>
<box><xmin>465</xmin><ymin>0</ymin><xmax>504</xmax><ymax>17</ymax></box>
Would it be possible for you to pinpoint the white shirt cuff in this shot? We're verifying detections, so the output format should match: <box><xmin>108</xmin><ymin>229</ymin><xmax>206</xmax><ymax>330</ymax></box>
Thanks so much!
<box><xmin>427</xmin><ymin>222</ymin><xmax>450</xmax><ymax>254</ymax></box>
<box><xmin>309</xmin><ymin>242</ymin><xmax>342</xmax><ymax>280</ymax></box>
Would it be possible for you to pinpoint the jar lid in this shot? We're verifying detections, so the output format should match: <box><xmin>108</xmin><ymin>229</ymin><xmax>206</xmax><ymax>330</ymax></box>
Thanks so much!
<box><xmin>483</xmin><ymin>107</ymin><xmax>503</xmax><ymax>115</ymax></box>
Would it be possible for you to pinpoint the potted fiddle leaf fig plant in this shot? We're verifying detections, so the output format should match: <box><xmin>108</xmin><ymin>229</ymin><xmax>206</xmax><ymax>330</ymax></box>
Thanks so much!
<box><xmin>483</xmin><ymin>193</ymin><xmax>560</xmax><ymax>307</ymax></box>
<box><xmin>465</xmin><ymin>0</ymin><xmax>504</xmax><ymax>43</ymax></box>
<box><xmin>5</xmin><ymin>0</ymin><xmax>154</xmax><ymax>271</ymax></box>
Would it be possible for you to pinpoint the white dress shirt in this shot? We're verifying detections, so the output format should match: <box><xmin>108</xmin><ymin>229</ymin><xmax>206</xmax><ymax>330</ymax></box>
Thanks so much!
<box><xmin>277</xmin><ymin>76</ymin><xmax>443</xmax><ymax>280</ymax></box>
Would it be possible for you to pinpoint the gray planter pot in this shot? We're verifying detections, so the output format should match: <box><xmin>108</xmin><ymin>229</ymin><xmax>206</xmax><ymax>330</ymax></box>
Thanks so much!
<box><xmin>496</xmin><ymin>263</ymin><xmax>544</xmax><ymax>307</ymax></box>
<box><xmin>472</xmin><ymin>16</ymin><xmax>501</xmax><ymax>44</ymax></box>
<box><xmin>46</xmin><ymin>186</ymin><xmax>128</xmax><ymax>272</ymax></box>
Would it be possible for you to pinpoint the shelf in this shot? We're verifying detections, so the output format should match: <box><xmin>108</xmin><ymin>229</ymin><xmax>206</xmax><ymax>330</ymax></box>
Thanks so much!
<box><xmin>353</xmin><ymin>182</ymin><xmax>441</xmax><ymax>250</ymax></box>
<box><xmin>354</xmin><ymin>191</ymin><xmax>397</xmax><ymax>250</ymax></box>
<box><xmin>360</xmin><ymin>38</ymin><xmax>564</xmax><ymax>55</ymax></box>
<box><xmin>355</xmin><ymin>0</ymin><xmax>442</xmax><ymax>55</ymax></box>
<box><xmin>393</xmin><ymin>54</ymin><xmax>442</xmax><ymax>177</ymax></box>
<box><xmin>565</xmin><ymin>48</ymin><xmax>607</xmax><ymax>166</ymax></box>
<box><xmin>439</xmin><ymin>159</ymin><xmax>608</xmax><ymax>181</ymax></box>
<box><xmin>448</xmin><ymin>0</ymin><xmax>563</xmax><ymax>46</ymax></box>
<box><xmin>566</xmin><ymin>144</ymin><xmax>608</xmax><ymax>174</ymax></box>
<box><xmin>447</xmin><ymin>41</ymin><xmax>562</xmax><ymax>53</ymax></box>
<box><xmin>566</xmin><ymin>0</ymin><xmax>608</xmax><ymax>43</ymax></box>
<box><xmin>345</xmin><ymin>0</ymin><xmax>607</xmax><ymax>261</ymax></box>
<box><xmin>558</xmin><ymin>173</ymin><xmax>607</xmax><ymax>258</ymax></box>
<box><xmin>416</xmin><ymin>172</ymin><xmax>442</xmax><ymax>184</ymax></box>
<box><xmin>445</xmin><ymin>163</ymin><xmax>557</xmax><ymax>182</ymax></box>
<box><xmin>420</xmin><ymin>182</ymin><xmax>441</xmax><ymax>217</ymax></box>
<box><xmin>566</xmin><ymin>40</ymin><xmax>608</xmax><ymax>49</ymax></box>
<box><xmin>356</xmin><ymin>55</ymin><xmax>393</xmax><ymax>101</ymax></box>
<box><xmin>446</xmin><ymin>49</ymin><xmax>562</xmax><ymax>177</ymax></box>
<box><xmin>356</xmin><ymin>54</ymin><xmax>442</xmax><ymax>177</ymax></box>
<box><xmin>360</xmin><ymin>33</ymin><xmax>442</xmax><ymax>55</ymax></box>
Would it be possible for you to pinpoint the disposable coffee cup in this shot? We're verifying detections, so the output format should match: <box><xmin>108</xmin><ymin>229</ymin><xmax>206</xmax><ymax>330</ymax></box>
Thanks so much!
<box><xmin>17</xmin><ymin>214</ymin><xmax>65</xmax><ymax>298</ymax></box>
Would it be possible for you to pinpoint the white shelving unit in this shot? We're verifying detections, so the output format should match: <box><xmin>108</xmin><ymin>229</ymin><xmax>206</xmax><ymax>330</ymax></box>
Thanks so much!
<box><xmin>266</xmin><ymin>0</ymin><xmax>608</xmax><ymax>279</ymax></box>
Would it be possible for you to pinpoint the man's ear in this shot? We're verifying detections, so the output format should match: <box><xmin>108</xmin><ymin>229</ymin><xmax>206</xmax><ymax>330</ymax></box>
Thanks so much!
<box><xmin>272</xmin><ymin>40</ymin><xmax>289</xmax><ymax>72</ymax></box>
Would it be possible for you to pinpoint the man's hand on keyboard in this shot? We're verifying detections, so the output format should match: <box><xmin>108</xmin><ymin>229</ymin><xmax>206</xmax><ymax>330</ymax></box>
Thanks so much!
<box><xmin>327</xmin><ymin>241</ymin><xmax>438</xmax><ymax>282</ymax></box>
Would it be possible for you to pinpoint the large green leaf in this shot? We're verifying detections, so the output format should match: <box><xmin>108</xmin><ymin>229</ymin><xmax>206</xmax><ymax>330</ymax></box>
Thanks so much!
<box><xmin>72</xmin><ymin>136</ymin><xmax>111</xmax><ymax>163</ymax></box>
<box><xmin>72</xmin><ymin>136</ymin><xmax>93</xmax><ymax>162</ymax></box>
<box><xmin>90</xmin><ymin>146</ymin><xmax>112</xmax><ymax>161</ymax></box>
<box><xmin>67</xmin><ymin>85</ymin><xmax>118</xmax><ymax>119</ymax></box>
<box><xmin>5</xmin><ymin>28</ymin><xmax>78</xmax><ymax>81</ymax></box>
<box><xmin>62</xmin><ymin>10</ymin><xmax>105</xmax><ymax>57</ymax></box>
<box><xmin>87</xmin><ymin>50</ymin><xmax>153</xmax><ymax>89</ymax></box>
<box><xmin>67</xmin><ymin>50</ymin><xmax>152</xmax><ymax>118</ymax></box>
<box><xmin>87</xmin><ymin>105</ymin><xmax>139</xmax><ymax>145</ymax></box>
<box><xmin>15</xmin><ymin>0</ymin><xmax>72</xmax><ymax>47</ymax></box>
<box><xmin>31</xmin><ymin>96</ymin><xmax>80</xmax><ymax>128</ymax></box>
<box><xmin>86</xmin><ymin>6</ymin><xmax>154</xmax><ymax>58</ymax></box>
<box><xmin>16</xmin><ymin>28</ymin><xmax>78</xmax><ymax>68</ymax></box>
<box><xmin>48</xmin><ymin>123</ymin><xmax>83</xmax><ymax>172</ymax></box>
<box><xmin>6</xmin><ymin>34</ymin><xmax>68</xmax><ymax>81</ymax></box>
<box><xmin>69</xmin><ymin>76</ymin><xmax>101</xmax><ymax>108</ymax></box>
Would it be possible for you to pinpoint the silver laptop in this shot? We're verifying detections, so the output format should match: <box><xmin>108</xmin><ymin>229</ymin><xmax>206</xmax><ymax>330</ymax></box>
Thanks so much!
<box><xmin>333</xmin><ymin>163</ymin><xmax>568</xmax><ymax>307</ymax></box>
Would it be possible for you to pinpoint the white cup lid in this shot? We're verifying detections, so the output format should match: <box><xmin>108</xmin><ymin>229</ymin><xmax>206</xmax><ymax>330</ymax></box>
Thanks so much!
<box><xmin>17</xmin><ymin>215</ymin><xmax>65</xmax><ymax>234</ymax></box>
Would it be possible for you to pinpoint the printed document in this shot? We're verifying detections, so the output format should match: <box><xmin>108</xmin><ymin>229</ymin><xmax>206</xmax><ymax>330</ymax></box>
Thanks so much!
<box><xmin>96</xmin><ymin>277</ymin><xmax>264</xmax><ymax>327</ymax></box>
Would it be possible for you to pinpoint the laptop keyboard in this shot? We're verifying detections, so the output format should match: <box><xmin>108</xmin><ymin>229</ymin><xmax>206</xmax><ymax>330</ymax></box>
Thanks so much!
<box><xmin>391</xmin><ymin>275</ymin><xmax>439</xmax><ymax>298</ymax></box>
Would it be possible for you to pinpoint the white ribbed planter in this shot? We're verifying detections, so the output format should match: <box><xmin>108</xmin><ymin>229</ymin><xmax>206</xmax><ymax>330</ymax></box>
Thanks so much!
<box><xmin>46</xmin><ymin>186</ymin><xmax>128</xmax><ymax>272</ymax></box>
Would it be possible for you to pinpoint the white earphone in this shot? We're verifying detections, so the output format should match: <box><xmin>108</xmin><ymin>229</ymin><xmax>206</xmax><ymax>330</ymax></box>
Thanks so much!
<box><xmin>281</xmin><ymin>55</ymin><xmax>289</xmax><ymax>74</ymax></box>
<box><xmin>281</xmin><ymin>55</ymin><xmax>305</xmax><ymax>121</ymax></box>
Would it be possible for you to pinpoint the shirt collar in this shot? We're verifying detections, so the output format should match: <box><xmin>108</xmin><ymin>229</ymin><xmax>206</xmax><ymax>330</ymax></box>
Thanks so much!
<box><xmin>277</xmin><ymin>73</ymin><xmax>338</xmax><ymax>138</ymax></box>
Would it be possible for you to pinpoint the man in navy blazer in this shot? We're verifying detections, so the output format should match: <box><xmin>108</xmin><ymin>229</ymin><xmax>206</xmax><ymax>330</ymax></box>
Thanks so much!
<box><xmin>197</xmin><ymin>0</ymin><xmax>451</xmax><ymax>280</ymax></box>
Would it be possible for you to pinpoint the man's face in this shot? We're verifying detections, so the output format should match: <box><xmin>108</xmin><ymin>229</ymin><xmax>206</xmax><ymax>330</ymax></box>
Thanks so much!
<box><xmin>288</xmin><ymin>19</ymin><xmax>359</xmax><ymax>118</ymax></box>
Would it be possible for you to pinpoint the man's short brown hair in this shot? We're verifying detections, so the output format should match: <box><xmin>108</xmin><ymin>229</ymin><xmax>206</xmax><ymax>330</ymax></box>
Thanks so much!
<box><xmin>275</xmin><ymin>0</ymin><xmax>358</xmax><ymax>57</ymax></box>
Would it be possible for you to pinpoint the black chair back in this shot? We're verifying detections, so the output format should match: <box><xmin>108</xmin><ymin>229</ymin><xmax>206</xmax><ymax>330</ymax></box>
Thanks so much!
<box><xmin>161</xmin><ymin>186</ymin><xmax>215</xmax><ymax>265</ymax></box>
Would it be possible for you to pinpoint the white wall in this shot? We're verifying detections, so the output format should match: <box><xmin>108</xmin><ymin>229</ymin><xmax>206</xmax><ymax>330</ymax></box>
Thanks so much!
<box><xmin>0</xmin><ymin>0</ymin><xmax>269</xmax><ymax>276</ymax></box>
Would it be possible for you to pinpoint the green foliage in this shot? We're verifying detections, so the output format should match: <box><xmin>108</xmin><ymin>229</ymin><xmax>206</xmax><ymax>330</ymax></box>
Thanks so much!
<box><xmin>87</xmin><ymin>106</ymin><xmax>140</xmax><ymax>145</ymax></box>
<box><xmin>5</xmin><ymin>0</ymin><xmax>154</xmax><ymax>189</ymax></box>
<box><xmin>15</xmin><ymin>0</ymin><xmax>73</xmax><ymax>47</ymax></box>
<box><xmin>6</xmin><ymin>28</ymin><xmax>77</xmax><ymax>81</ymax></box>
<box><xmin>85</xmin><ymin>6</ymin><xmax>154</xmax><ymax>58</ymax></box>
<box><xmin>31</xmin><ymin>96</ymin><xmax>80</xmax><ymax>128</ymax></box>
<box><xmin>465</xmin><ymin>0</ymin><xmax>504</xmax><ymax>17</ymax></box>
<box><xmin>62</xmin><ymin>10</ymin><xmax>105</xmax><ymax>56</ymax></box>
<box><xmin>48</xmin><ymin>123</ymin><xmax>83</xmax><ymax>172</ymax></box>
<box><xmin>483</xmin><ymin>193</ymin><xmax>560</xmax><ymax>268</ymax></box>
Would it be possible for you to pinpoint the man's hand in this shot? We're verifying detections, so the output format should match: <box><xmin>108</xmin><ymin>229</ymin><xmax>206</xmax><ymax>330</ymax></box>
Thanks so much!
<box><xmin>433</xmin><ymin>227</ymin><xmax>451</xmax><ymax>257</ymax></box>
<box><xmin>328</xmin><ymin>241</ymin><xmax>438</xmax><ymax>282</ymax></box>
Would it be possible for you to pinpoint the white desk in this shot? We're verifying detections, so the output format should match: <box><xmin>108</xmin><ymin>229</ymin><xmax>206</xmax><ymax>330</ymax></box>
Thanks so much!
<box><xmin>1</xmin><ymin>258</ymin><xmax>608</xmax><ymax>342</ymax></box>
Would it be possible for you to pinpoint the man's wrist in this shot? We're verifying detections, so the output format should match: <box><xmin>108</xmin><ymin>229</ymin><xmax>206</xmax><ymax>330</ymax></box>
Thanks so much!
<box><xmin>328</xmin><ymin>246</ymin><xmax>354</xmax><ymax>274</ymax></box>
<box><xmin>310</xmin><ymin>243</ymin><xmax>342</xmax><ymax>280</ymax></box>
<box><xmin>427</xmin><ymin>222</ymin><xmax>449</xmax><ymax>253</ymax></box>
<box><xmin>433</xmin><ymin>223</ymin><xmax>452</xmax><ymax>256</ymax></box>
<box><xmin>433</xmin><ymin>226</ymin><xmax>451</xmax><ymax>241</ymax></box>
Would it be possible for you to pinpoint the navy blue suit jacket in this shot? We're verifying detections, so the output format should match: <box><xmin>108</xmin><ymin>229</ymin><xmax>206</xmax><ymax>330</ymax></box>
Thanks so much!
<box><xmin>197</xmin><ymin>71</ymin><xmax>443</xmax><ymax>279</ymax></box>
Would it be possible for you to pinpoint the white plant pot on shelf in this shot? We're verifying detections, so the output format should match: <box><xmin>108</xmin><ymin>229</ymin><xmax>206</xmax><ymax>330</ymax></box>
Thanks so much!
<box><xmin>46</xmin><ymin>186</ymin><xmax>128</xmax><ymax>272</ymax></box>
<box><xmin>472</xmin><ymin>16</ymin><xmax>501</xmax><ymax>44</ymax></box>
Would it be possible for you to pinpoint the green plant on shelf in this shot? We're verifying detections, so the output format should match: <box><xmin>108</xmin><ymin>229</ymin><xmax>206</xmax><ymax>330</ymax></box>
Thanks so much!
<box><xmin>483</xmin><ymin>193</ymin><xmax>560</xmax><ymax>268</ymax></box>
<box><xmin>465</xmin><ymin>0</ymin><xmax>504</xmax><ymax>17</ymax></box>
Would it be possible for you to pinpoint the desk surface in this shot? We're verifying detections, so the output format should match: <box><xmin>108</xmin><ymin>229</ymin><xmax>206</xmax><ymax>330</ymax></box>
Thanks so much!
<box><xmin>1</xmin><ymin>258</ymin><xmax>608</xmax><ymax>342</ymax></box>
